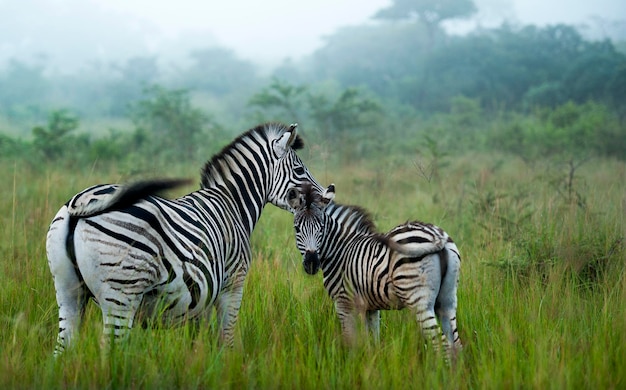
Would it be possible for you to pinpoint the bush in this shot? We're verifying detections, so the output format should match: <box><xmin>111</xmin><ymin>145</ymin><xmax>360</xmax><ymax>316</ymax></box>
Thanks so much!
<box><xmin>31</xmin><ymin>110</ymin><xmax>80</xmax><ymax>161</ymax></box>
<box><xmin>488</xmin><ymin>101</ymin><xmax>626</xmax><ymax>162</ymax></box>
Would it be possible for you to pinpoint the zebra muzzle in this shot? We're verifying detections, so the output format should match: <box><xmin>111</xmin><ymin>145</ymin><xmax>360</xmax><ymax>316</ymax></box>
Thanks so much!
<box><xmin>303</xmin><ymin>250</ymin><xmax>320</xmax><ymax>275</ymax></box>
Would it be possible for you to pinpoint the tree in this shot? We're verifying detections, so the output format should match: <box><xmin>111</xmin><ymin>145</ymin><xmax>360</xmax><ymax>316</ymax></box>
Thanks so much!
<box><xmin>248</xmin><ymin>78</ymin><xmax>309</xmax><ymax>123</ymax></box>
<box><xmin>373</xmin><ymin>0</ymin><xmax>476</xmax><ymax>47</ymax></box>
<box><xmin>373</xmin><ymin>0</ymin><xmax>477</xmax><ymax>27</ymax></box>
<box><xmin>308</xmin><ymin>87</ymin><xmax>384</xmax><ymax>162</ymax></box>
<box><xmin>32</xmin><ymin>110</ymin><xmax>82</xmax><ymax>161</ymax></box>
<box><xmin>373</xmin><ymin>0</ymin><xmax>477</xmax><ymax>108</ymax></box>
<box><xmin>309</xmin><ymin>23</ymin><xmax>429</xmax><ymax>100</ymax></box>
<box><xmin>308</xmin><ymin>87</ymin><xmax>383</xmax><ymax>138</ymax></box>
<box><xmin>422</xmin><ymin>24</ymin><xmax>625</xmax><ymax>112</ymax></box>
<box><xmin>131</xmin><ymin>85</ymin><xmax>219</xmax><ymax>160</ymax></box>
<box><xmin>561</xmin><ymin>40</ymin><xmax>626</xmax><ymax>106</ymax></box>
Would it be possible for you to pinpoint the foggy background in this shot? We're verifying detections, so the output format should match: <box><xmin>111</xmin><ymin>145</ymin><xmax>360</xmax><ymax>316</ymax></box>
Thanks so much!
<box><xmin>0</xmin><ymin>0</ymin><xmax>624</xmax><ymax>166</ymax></box>
<box><xmin>1</xmin><ymin>0</ymin><xmax>624</xmax><ymax>72</ymax></box>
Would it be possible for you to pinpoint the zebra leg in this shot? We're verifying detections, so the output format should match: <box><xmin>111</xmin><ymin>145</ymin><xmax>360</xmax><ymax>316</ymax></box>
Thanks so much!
<box><xmin>404</xmin><ymin>265</ymin><xmax>446</xmax><ymax>355</ymax></box>
<box><xmin>365</xmin><ymin>310</ymin><xmax>381</xmax><ymax>342</ymax></box>
<box><xmin>99</xmin><ymin>293</ymin><xmax>143</xmax><ymax>351</ymax></box>
<box><xmin>414</xmin><ymin>304</ymin><xmax>446</xmax><ymax>355</ymax></box>
<box><xmin>215</xmin><ymin>281</ymin><xmax>245</xmax><ymax>347</ymax></box>
<box><xmin>47</xmin><ymin>207</ymin><xmax>88</xmax><ymax>356</ymax></box>
<box><xmin>435</xmin><ymin>246</ymin><xmax>462</xmax><ymax>356</ymax></box>
<box><xmin>335</xmin><ymin>299</ymin><xmax>358</xmax><ymax>346</ymax></box>
<box><xmin>52</xmin><ymin>278</ymin><xmax>88</xmax><ymax>356</ymax></box>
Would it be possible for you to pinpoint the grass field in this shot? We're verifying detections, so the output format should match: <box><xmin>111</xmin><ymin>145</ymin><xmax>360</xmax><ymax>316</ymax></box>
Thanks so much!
<box><xmin>1</xmin><ymin>153</ymin><xmax>624</xmax><ymax>389</ymax></box>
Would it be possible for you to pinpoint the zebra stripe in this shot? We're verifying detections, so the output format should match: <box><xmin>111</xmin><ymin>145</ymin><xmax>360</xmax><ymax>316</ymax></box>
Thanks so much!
<box><xmin>288</xmin><ymin>184</ymin><xmax>462</xmax><ymax>360</ymax></box>
<box><xmin>47</xmin><ymin>122</ymin><xmax>324</xmax><ymax>355</ymax></box>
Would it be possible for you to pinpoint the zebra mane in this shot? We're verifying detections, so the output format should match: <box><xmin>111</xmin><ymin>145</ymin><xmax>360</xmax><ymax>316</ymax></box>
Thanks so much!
<box><xmin>326</xmin><ymin>203</ymin><xmax>380</xmax><ymax>236</ymax></box>
<box><xmin>200</xmin><ymin>122</ymin><xmax>303</xmax><ymax>188</ymax></box>
<box><xmin>301</xmin><ymin>182</ymin><xmax>321</xmax><ymax>214</ymax></box>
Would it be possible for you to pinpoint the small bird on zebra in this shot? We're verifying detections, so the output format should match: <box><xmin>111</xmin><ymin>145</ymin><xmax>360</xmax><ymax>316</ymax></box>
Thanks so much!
<box><xmin>287</xmin><ymin>183</ymin><xmax>462</xmax><ymax>361</ymax></box>
<box><xmin>46</xmin><ymin>122</ymin><xmax>327</xmax><ymax>355</ymax></box>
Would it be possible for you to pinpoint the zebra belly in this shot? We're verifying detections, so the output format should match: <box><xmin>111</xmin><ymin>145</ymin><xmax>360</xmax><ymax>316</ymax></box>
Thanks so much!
<box><xmin>137</xmin><ymin>274</ymin><xmax>219</xmax><ymax>325</ymax></box>
<box><xmin>361</xmin><ymin>259</ymin><xmax>402</xmax><ymax>311</ymax></box>
<box><xmin>74</xmin><ymin>219</ymin><xmax>220</xmax><ymax>325</ymax></box>
<box><xmin>339</xmin><ymin>277</ymin><xmax>400</xmax><ymax>312</ymax></box>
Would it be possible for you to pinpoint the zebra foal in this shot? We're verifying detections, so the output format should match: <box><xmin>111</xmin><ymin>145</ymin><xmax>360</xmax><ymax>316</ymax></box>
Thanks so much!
<box><xmin>287</xmin><ymin>184</ymin><xmax>462</xmax><ymax>360</ymax></box>
<box><xmin>46</xmin><ymin>122</ymin><xmax>326</xmax><ymax>355</ymax></box>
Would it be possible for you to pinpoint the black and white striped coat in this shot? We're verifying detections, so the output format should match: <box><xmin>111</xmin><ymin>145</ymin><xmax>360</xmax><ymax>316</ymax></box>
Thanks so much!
<box><xmin>288</xmin><ymin>185</ymin><xmax>462</xmax><ymax>358</ymax></box>
<box><xmin>46</xmin><ymin>123</ymin><xmax>325</xmax><ymax>355</ymax></box>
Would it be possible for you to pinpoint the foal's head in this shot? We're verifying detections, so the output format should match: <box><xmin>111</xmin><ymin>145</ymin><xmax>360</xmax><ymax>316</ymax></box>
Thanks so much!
<box><xmin>287</xmin><ymin>182</ymin><xmax>335</xmax><ymax>275</ymax></box>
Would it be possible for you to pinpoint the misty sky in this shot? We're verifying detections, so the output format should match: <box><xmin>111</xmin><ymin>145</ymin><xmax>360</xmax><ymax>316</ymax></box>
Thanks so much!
<box><xmin>0</xmin><ymin>0</ymin><xmax>624</xmax><ymax>72</ymax></box>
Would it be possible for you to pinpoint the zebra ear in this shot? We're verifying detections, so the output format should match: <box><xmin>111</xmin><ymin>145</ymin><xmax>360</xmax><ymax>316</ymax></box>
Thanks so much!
<box><xmin>321</xmin><ymin>184</ymin><xmax>335</xmax><ymax>207</ymax></box>
<box><xmin>274</xmin><ymin>124</ymin><xmax>298</xmax><ymax>157</ymax></box>
<box><xmin>287</xmin><ymin>187</ymin><xmax>302</xmax><ymax>210</ymax></box>
<box><xmin>287</xmin><ymin>123</ymin><xmax>298</xmax><ymax>145</ymax></box>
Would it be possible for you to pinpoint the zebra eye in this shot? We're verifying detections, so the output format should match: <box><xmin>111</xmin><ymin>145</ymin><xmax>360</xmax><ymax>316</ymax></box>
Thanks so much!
<box><xmin>294</xmin><ymin>166</ymin><xmax>305</xmax><ymax>175</ymax></box>
<box><xmin>294</xmin><ymin>226</ymin><xmax>300</xmax><ymax>233</ymax></box>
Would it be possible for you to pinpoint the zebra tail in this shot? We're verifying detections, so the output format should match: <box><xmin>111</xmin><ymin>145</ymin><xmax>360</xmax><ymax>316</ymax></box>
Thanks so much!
<box><xmin>113</xmin><ymin>178</ymin><xmax>192</xmax><ymax>208</ymax></box>
<box><xmin>386</xmin><ymin>235</ymin><xmax>447</xmax><ymax>257</ymax></box>
<box><xmin>68</xmin><ymin>178</ymin><xmax>192</xmax><ymax>217</ymax></box>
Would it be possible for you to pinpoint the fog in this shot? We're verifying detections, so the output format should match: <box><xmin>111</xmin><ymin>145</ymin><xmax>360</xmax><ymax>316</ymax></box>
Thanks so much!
<box><xmin>0</xmin><ymin>0</ymin><xmax>624</xmax><ymax>73</ymax></box>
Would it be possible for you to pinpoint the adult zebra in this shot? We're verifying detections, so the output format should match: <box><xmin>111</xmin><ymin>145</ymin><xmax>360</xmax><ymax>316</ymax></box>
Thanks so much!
<box><xmin>46</xmin><ymin>122</ymin><xmax>326</xmax><ymax>355</ymax></box>
<box><xmin>287</xmin><ymin>184</ymin><xmax>462</xmax><ymax>360</ymax></box>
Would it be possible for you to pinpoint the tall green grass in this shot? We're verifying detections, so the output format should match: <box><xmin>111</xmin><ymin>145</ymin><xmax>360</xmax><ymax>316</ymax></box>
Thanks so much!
<box><xmin>1</xmin><ymin>154</ymin><xmax>624</xmax><ymax>388</ymax></box>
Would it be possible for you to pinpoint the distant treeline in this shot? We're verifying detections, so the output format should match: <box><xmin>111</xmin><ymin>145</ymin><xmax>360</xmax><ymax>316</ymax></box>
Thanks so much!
<box><xmin>1</xmin><ymin>19</ymin><xmax>625</xmax><ymax>166</ymax></box>
<box><xmin>1</xmin><ymin>86</ymin><xmax>623</xmax><ymax>171</ymax></box>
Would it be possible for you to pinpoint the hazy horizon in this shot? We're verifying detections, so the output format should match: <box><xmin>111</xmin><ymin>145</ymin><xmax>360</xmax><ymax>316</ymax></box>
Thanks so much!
<box><xmin>0</xmin><ymin>0</ymin><xmax>624</xmax><ymax>73</ymax></box>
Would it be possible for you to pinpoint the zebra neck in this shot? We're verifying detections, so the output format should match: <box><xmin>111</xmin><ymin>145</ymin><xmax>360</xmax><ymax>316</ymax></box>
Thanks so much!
<box><xmin>194</xmin><ymin>168</ymin><xmax>268</xmax><ymax>235</ymax></box>
<box><xmin>319</xmin><ymin>225</ymin><xmax>381</xmax><ymax>272</ymax></box>
<box><xmin>199</xmin><ymin>141</ymin><xmax>272</xmax><ymax>235</ymax></box>
<box><xmin>190</xmin><ymin>184</ymin><xmax>265</xmax><ymax>236</ymax></box>
<box><xmin>319</xmin><ymin>219</ymin><xmax>349</xmax><ymax>269</ymax></box>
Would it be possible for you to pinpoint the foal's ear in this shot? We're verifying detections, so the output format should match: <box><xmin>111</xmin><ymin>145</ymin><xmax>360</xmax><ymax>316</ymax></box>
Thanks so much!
<box><xmin>287</xmin><ymin>187</ymin><xmax>302</xmax><ymax>210</ymax></box>
<box><xmin>321</xmin><ymin>184</ymin><xmax>335</xmax><ymax>207</ymax></box>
